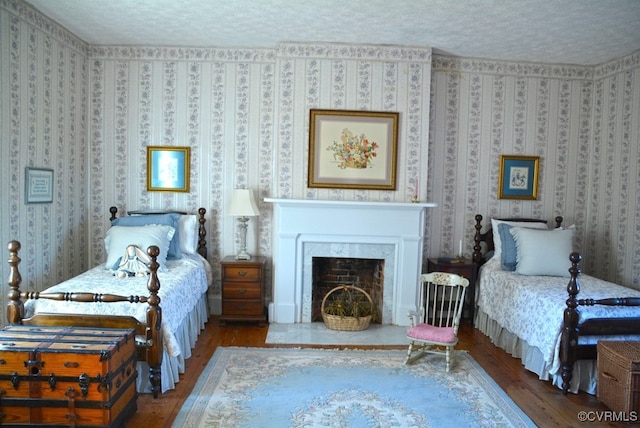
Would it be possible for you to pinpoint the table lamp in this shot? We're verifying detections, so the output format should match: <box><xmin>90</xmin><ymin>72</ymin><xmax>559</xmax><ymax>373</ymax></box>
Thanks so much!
<box><xmin>228</xmin><ymin>188</ymin><xmax>260</xmax><ymax>260</ymax></box>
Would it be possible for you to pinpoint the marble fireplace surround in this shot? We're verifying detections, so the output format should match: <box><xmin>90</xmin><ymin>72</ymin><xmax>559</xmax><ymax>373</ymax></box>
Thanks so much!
<box><xmin>265</xmin><ymin>199</ymin><xmax>437</xmax><ymax>326</ymax></box>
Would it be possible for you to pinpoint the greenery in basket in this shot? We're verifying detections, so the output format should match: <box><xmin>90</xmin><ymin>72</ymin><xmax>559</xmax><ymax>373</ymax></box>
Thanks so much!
<box><xmin>323</xmin><ymin>285</ymin><xmax>379</xmax><ymax>322</ymax></box>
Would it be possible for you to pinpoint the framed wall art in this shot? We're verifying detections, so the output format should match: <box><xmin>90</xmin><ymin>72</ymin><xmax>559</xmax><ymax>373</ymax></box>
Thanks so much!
<box><xmin>147</xmin><ymin>146</ymin><xmax>190</xmax><ymax>192</ymax></box>
<box><xmin>308</xmin><ymin>109</ymin><xmax>399</xmax><ymax>190</ymax></box>
<box><xmin>498</xmin><ymin>155</ymin><xmax>539</xmax><ymax>200</ymax></box>
<box><xmin>25</xmin><ymin>167</ymin><xmax>54</xmax><ymax>204</ymax></box>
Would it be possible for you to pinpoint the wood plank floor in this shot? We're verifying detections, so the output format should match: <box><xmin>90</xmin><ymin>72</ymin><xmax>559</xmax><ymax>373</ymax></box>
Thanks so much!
<box><xmin>127</xmin><ymin>317</ymin><xmax>629</xmax><ymax>428</ymax></box>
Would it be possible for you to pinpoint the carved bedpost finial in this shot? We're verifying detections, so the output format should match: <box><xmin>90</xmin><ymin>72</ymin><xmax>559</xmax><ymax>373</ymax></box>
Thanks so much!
<box><xmin>472</xmin><ymin>215</ymin><xmax>483</xmax><ymax>264</ymax></box>
<box><xmin>197</xmin><ymin>208</ymin><xmax>207</xmax><ymax>259</ymax></box>
<box><xmin>109</xmin><ymin>206</ymin><xmax>118</xmax><ymax>221</ymax></box>
<box><xmin>555</xmin><ymin>216</ymin><xmax>564</xmax><ymax>228</ymax></box>
<box><xmin>7</xmin><ymin>240</ymin><xmax>24</xmax><ymax>325</ymax></box>
<box><xmin>569</xmin><ymin>252</ymin><xmax>582</xmax><ymax>279</ymax></box>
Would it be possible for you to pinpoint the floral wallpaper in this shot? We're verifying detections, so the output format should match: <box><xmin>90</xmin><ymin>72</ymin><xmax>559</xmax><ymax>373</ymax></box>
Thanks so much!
<box><xmin>83</xmin><ymin>42</ymin><xmax>432</xmax><ymax>312</ymax></box>
<box><xmin>429</xmin><ymin>52</ymin><xmax>640</xmax><ymax>289</ymax></box>
<box><xmin>0</xmin><ymin>0</ymin><xmax>89</xmax><ymax>311</ymax></box>
<box><xmin>1</xmin><ymin>0</ymin><xmax>639</xmax><ymax>324</ymax></box>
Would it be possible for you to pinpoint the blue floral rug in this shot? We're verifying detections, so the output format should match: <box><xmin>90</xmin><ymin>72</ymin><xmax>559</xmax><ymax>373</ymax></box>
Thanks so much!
<box><xmin>172</xmin><ymin>347</ymin><xmax>535</xmax><ymax>427</ymax></box>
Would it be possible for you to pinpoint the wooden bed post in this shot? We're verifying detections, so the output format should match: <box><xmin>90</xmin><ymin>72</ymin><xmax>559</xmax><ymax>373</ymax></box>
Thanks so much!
<box><xmin>472</xmin><ymin>215</ymin><xmax>483</xmax><ymax>265</ymax></box>
<box><xmin>560</xmin><ymin>252</ymin><xmax>581</xmax><ymax>395</ymax></box>
<box><xmin>555</xmin><ymin>216</ymin><xmax>563</xmax><ymax>228</ymax></box>
<box><xmin>197</xmin><ymin>208</ymin><xmax>207</xmax><ymax>259</ymax></box>
<box><xmin>145</xmin><ymin>245</ymin><xmax>163</xmax><ymax>399</ymax></box>
<box><xmin>7</xmin><ymin>240</ymin><xmax>24</xmax><ymax>325</ymax></box>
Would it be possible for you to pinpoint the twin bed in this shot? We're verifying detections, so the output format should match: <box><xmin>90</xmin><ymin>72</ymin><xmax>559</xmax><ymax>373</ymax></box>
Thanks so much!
<box><xmin>471</xmin><ymin>214</ymin><xmax>640</xmax><ymax>394</ymax></box>
<box><xmin>6</xmin><ymin>208</ymin><xmax>640</xmax><ymax>398</ymax></box>
<box><xmin>5</xmin><ymin>207</ymin><xmax>210</xmax><ymax>398</ymax></box>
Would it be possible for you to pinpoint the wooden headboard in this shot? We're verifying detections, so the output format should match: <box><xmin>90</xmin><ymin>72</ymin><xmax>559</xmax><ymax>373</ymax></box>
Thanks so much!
<box><xmin>472</xmin><ymin>214</ymin><xmax>563</xmax><ymax>264</ymax></box>
<box><xmin>109</xmin><ymin>206</ymin><xmax>208</xmax><ymax>259</ymax></box>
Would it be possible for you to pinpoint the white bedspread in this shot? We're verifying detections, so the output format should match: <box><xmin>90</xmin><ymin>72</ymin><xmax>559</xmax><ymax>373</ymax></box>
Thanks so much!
<box><xmin>477</xmin><ymin>257</ymin><xmax>640</xmax><ymax>387</ymax></box>
<box><xmin>24</xmin><ymin>253</ymin><xmax>210</xmax><ymax>359</ymax></box>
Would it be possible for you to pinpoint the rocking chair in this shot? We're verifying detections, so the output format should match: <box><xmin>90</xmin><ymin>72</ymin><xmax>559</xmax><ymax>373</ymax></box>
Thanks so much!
<box><xmin>405</xmin><ymin>272</ymin><xmax>469</xmax><ymax>371</ymax></box>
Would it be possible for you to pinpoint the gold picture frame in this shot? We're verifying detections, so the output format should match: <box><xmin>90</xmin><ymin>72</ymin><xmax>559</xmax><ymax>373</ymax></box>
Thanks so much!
<box><xmin>308</xmin><ymin>109</ymin><xmax>399</xmax><ymax>190</ymax></box>
<box><xmin>147</xmin><ymin>146</ymin><xmax>190</xmax><ymax>192</ymax></box>
<box><xmin>498</xmin><ymin>155</ymin><xmax>539</xmax><ymax>200</ymax></box>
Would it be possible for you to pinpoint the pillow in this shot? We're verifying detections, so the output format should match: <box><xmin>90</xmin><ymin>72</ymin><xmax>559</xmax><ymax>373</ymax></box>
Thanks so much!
<box><xmin>105</xmin><ymin>225</ymin><xmax>175</xmax><ymax>271</ymax></box>
<box><xmin>555</xmin><ymin>224</ymin><xmax>576</xmax><ymax>230</ymax></box>
<box><xmin>490</xmin><ymin>218</ymin><xmax>548</xmax><ymax>259</ymax></box>
<box><xmin>509</xmin><ymin>227</ymin><xmax>575</xmax><ymax>277</ymax></box>
<box><xmin>498</xmin><ymin>223</ymin><xmax>552</xmax><ymax>271</ymax></box>
<box><xmin>497</xmin><ymin>223</ymin><xmax>518</xmax><ymax>271</ymax></box>
<box><xmin>112</xmin><ymin>213</ymin><xmax>182</xmax><ymax>259</ymax></box>
<box><xmin>178</xmin><ymin>215</ymin><xmax>199</xmax><ymax>254</ymax></box>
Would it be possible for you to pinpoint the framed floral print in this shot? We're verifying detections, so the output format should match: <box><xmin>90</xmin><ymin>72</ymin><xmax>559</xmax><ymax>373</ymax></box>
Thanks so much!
<box><xmin>308</xmin><ymin>109</ymin><xmax>399</xmax><ymax>190</ymax></box>
<box><xmin>498</xmin><ymin>155</ymin><xmax>539</xmax><ymax>200</ymax></box>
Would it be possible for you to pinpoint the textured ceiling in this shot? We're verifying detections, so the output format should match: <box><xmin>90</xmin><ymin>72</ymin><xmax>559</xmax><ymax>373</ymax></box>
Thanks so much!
<box><xmin>24</xmin><ymin>0</ymin><xmax>640</xmax><ymax>65</ymax></box>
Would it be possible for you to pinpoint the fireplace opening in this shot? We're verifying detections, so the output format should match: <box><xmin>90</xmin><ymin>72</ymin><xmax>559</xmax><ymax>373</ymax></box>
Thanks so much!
<box><xmin>311</xmin><ymin>257</ymin><xmax>384</xmax><ymax>323</ymax></box>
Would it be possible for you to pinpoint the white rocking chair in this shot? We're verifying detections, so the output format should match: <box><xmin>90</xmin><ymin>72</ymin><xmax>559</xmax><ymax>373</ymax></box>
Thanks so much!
<box><xmin>405</xmin><ymin>272</ymin><xmax>469</xmax><ymax>371</ymax></box>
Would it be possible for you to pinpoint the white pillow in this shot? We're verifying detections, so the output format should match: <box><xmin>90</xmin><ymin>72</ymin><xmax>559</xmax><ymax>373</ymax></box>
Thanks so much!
<box><xmin>510</xmin><ymin>227</ymin><xmax>575</xmax><ymax>277</ymax></box>
<box><xmin>178</xmin><ymin>215</ymin><xmax>199</xmax><ymax>254</ymax></box>
<box><xmin>105</xmin><ymin>225</ymin><xmax>175</xmax><ymax>271</ymax></box>
<box><xmin>491</xmin><ymin>219</ymin><xmax>548</xmax><ymax>259</ymax></box>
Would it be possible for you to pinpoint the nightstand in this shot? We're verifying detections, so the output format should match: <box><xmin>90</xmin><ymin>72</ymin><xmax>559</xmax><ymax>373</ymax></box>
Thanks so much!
<box><xmin>427</xmin><ymin>257</ymin><xmax>478</xmax><ymax>323</ymax></box>
<box><xmin>220</xmin><ymin>256</ymin><xmax>267</xmax><ymax>326</ymax></box>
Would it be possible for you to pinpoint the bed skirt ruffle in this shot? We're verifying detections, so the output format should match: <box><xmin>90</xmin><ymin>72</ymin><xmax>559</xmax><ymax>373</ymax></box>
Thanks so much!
<box><xmin>136</xmin><ymin>292</ymin><xmax>209</xmax><ymax>393</ymax></box>
<box><xmin>474</xmin><ymin>308</ymin><xmax>597</xmax><ymax>394</ymax></box>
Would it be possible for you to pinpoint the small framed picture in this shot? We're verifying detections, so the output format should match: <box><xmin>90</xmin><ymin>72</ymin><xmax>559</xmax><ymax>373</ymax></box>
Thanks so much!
<box><xmin>498</xmin><ymin>155</ymin><xmax>539</xmax><ymax>200</ymax></box>
<box><xmin>147</xmin><ymin>146</ymin><xmax>190</xmax><ymax>192</ymax></box>
<box><xmin>25</xmin><ymin>167</ymin><xmax>54</xmax><ymax>204</ymax></box>
<box><xmin>308</xmin><ymin>109</ymin><xmax>399</xmax><ymax>190</ymax></box>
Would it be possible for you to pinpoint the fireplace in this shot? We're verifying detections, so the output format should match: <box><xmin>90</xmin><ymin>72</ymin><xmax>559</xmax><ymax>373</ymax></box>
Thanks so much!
<box><xmin>264</xmin><ymin>199</ymin><xmax>436</xmax><ymax>326</ymax></box>
<box><xmin>311</xmin><ymin>257</ymin><xmax>384</xmax><ymax>323</ymax></box>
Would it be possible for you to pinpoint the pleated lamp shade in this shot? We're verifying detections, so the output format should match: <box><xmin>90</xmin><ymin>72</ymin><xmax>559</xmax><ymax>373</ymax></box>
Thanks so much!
<box><xmin>228</xmin><ymin>189</ymin><xmax>259</xmax><ymax>217</ymax></box>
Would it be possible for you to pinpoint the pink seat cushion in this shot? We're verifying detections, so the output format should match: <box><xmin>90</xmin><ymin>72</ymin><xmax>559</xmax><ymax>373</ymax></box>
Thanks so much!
<box><xmin>407</xmin><ymin>323</ymin><xmax>456</xmax><ymax>343</ymax></box>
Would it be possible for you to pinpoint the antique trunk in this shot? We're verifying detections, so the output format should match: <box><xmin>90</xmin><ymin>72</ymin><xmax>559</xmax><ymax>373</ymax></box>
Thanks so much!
<box><xmin>0</xmin><ymin>325</ymin><xmax>137</xmax><ymax>427</ymax></box>
<box><xmin>597</xmin><ymin>340</ymin><xmax>640</xmax><ymax>414</ymax></box>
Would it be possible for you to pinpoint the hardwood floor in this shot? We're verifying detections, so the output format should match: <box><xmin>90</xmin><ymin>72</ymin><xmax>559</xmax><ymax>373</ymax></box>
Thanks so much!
<box><xmin>127</xmin><ymin>317</ymin><xmax>629</xmax><ymax>428</ymax></box>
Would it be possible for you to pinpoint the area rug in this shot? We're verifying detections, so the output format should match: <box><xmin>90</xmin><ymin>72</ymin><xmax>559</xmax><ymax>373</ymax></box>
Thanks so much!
<box><xmin>172</xmin><ymin>347</ymin><xmax>535</xmax><ymax>428</ymax></box>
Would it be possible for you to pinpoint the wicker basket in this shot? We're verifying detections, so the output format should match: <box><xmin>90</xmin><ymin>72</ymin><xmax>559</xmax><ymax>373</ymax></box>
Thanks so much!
<box><xmin>321</xmin><ymin>285</ymin><xmax>373</xmax><ymax>331</ymax></box>
<box><xmin>597</xmin><ymin>341</ymin><xmax>640</xmax><ymax>413</ymax></box>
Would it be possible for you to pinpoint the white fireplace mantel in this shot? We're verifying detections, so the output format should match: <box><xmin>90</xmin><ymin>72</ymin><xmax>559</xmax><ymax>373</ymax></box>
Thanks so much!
<box><xmin>265</xmin><ymin>198</ymin><xmax>437</xmax><ymax>326</ymax></box>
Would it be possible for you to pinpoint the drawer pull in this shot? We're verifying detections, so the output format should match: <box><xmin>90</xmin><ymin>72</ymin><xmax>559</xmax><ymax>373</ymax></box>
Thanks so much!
<box><xmin>64</xmin><ymin>361</ymin><xmax>79</xmax><ymax>368</ymax></box>
<box><xmin>238</xmin><ymin>288</ymin><xmax>247</xmax><ymax>295</ymax></box>
<box><xmin>601</xmin><ymin>371</ymin><xmax>618</xmax><ymax>382</ymax></box>
<box><xmin>238</xmin><ymin>305</ymin><xmax>247</xmax><ymax>311</ymax></box>
<box><xmin>238</xmin><ymin>271</ymin><xmax>247</xmax><ymax>276</ymax></box>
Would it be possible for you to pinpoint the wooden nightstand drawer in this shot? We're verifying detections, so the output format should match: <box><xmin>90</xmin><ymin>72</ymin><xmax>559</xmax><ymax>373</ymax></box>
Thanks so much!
<box><xmin>222</xmin><ymin>300</ymin><xmax>263</xmax><ymax>316</ymax></box>
<box><xmin>222</xmin><ymin>265</ymin><xmax>261</xmax><ymax>281</ymax></box>
<box><xmin>219</xmin><ymin>256</ymin><xmax>267</xmax><ymax>325</ymax></box>
<box><xmin>222</xmin><ymin>282</ymin><xmax>262</xmax><ymax>299</ymax></box>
